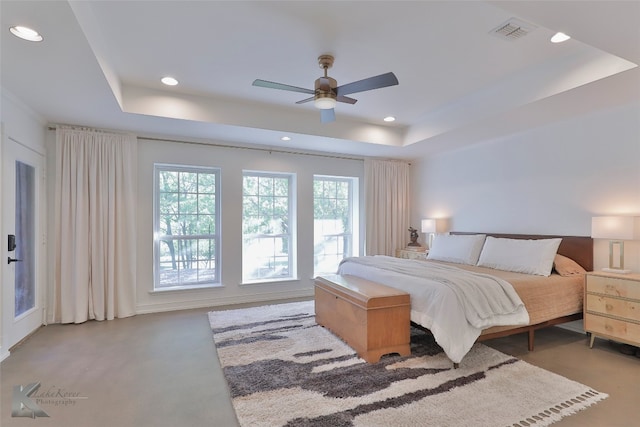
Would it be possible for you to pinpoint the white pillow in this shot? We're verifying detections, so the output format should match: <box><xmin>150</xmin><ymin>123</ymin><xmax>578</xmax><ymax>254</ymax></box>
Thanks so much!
<box><xmin>476</xmin><ymin>237</ymin><xmax>562</xmax><ymax>276</ymax></box>
<box><xmin>426</xmin><ymin>234</ymin><xmax>486</xmax><ymax>265</ymax></box>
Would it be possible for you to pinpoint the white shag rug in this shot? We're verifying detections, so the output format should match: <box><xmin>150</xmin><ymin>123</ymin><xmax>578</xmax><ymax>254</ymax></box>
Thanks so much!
<box><xmin>209</xmin><ymin>301</ymin><xmax>607</xmax><ymax>427</ymax></box>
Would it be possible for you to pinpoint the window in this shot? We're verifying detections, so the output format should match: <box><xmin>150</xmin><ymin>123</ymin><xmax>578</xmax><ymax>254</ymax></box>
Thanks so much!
<box><xmin>154</xmin><ymin>165</ymin><xmax>220</xmax><ymax>290</ymax></box>
<box><xmin>313</xmin><ymin>175</ymin><xmax>358</xmax><ymax>275</ymax></box>
<box><xmin>242</xmin><ymin>172</ymin><xmax>295</xmax><ymax>282</ymax></box>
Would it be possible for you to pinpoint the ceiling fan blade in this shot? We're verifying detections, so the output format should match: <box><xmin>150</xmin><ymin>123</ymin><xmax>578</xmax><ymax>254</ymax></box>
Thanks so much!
<box><xmin>336</xmin><ymin>95</ymin><xmax>357</xmax><ymax>105</ymax></box>
<box><xmin>335</xmin><ymin>72</ymin><xmax>399</xmax><ymax>96</ymax></box>
<box><xmin>295</xmin><ymin>96</ymin><xmax>315</xmax><ymax>105</ymax></box>
<box><xmin>252</xmin><ymin>79</ymin><xmax>314</xmax><ymax>95</ymax></box>
<box><xmin>320</xmin><ymin>108</ymin><xmax>335</xmax><ymax>123</ymax></box>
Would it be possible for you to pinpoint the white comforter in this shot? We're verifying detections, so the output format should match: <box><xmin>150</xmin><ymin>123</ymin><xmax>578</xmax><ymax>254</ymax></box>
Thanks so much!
<box><xmin>337</xmin><ymin>256</ymin><xmax>530</xmax><ymax>363</ymax></box>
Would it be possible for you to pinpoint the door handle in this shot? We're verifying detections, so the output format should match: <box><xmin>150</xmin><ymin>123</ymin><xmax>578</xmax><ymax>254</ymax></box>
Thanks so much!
<box><xmin>7</xmin><ymin>257</ymin><xmax>22</xmax><ymax>264</ymax></box>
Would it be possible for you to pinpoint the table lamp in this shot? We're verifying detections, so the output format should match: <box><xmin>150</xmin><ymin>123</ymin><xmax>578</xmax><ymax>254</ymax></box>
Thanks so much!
<box><xmin>591</xmin><ymin>216</ymin><xmax>640</xmax><ymax>274</ymax></box>
<box><xmin>421</xmin><ymin>219</ymin><xmax>436</xmax><ymax>249</ymax></box>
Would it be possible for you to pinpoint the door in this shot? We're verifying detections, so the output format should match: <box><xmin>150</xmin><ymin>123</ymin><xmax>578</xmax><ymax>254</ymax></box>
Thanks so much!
<box><xmin>2</xmin><ymin>135</ymin><xmax>45</xmax><ymax>352</ymax></box>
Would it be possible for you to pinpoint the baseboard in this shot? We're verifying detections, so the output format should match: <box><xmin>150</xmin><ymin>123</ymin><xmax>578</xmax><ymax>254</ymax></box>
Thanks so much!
<box><xmin>0</xmin><ymin>347</ymin><xmax>10</xmax><ymax>362</ymax></box>
<box><xmin>135</xmin><ymin>288</ymin><xmax>315</xmax><ymax>315</ymax></box>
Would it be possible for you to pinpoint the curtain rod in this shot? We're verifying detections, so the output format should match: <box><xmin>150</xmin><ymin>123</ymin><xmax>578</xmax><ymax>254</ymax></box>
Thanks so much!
<box><xmin>47</xmin><ymin>124</ymin><xmax>133</xmax><ymax>136</ymax></box>
<box><xmin>138</xmin><ymin>136</ymin><xmax>366</xmax><ymax>162</ymax></box>
<box><xmin>48</xmin><ymin>125</ymin><xmax>410</xmax><ymax>163</ymax></box>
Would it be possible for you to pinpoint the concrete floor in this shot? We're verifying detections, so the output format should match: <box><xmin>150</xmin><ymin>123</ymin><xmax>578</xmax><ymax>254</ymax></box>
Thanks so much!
<box><xmin>1</xmin><ymin>302</ymin><xmax>638</xmax><ymax>427</ymax></box>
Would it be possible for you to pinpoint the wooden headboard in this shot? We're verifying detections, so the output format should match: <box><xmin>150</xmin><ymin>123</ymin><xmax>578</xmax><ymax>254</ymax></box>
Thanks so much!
<box><xmin>452</xmin><ymin>232</ymin><xmax>593</xmax><ymax>271</ymax></box>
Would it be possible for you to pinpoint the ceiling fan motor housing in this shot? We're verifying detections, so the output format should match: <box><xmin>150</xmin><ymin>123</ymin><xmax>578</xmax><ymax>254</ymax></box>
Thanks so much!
<box><xmin>315</xmin><ymin>77</ymin><xmax>338</xmax><ymax>99</ymax></box>
<box><xmin>314</xmin><ymin>54</ymin><xmax>338</xmax><ymax>109</ymax></box>
<box><xmin>314</xmin><ymin>76</ymin><xmax>337</xmax><ymax>107</ymax></box>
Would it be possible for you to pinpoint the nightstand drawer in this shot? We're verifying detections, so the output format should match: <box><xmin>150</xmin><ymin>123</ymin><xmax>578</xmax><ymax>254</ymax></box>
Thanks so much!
<box><xmin>586</xmin><ymin>275</ymin><xmax>640</xmax><ymax>300</ymax></box>
<box><xmin>584</xmin><ymin>315</ymin><xmax>640</xmax><ymax>344</ymax></box>
<box><xmin>585</xmin><ymin>294</ymin><xmax>640</xmax><ymax>322</ymax></box>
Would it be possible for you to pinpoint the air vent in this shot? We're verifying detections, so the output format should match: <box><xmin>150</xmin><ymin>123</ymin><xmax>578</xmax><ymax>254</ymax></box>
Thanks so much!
<box><xmin>490</xmin><ymin>18</ymin><xmax>537</xmax><ymax>41</ymax></box>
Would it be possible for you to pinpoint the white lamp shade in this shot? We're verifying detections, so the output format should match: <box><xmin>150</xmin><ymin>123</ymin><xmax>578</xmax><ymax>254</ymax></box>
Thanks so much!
<box><xmin>315</xmin><ymin>97</ymin><xmax>336</xmax><ymax>109</ymax></box>
<box><xmin>421</xmin><ymin>219</ymin><xmax>436</xmax><ymax>233</ymax></box>
<box><xmin>591</xmin><ymin>216</ymin><xmax>640</xmax><ymax>240</ymax></box>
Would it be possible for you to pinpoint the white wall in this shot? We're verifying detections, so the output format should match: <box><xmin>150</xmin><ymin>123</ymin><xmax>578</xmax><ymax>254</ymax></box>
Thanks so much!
<box><xmin>411</xmin><ymin>102</ymin><xmax>640</xmax><ymax>272</ymax></box>
<box><xmin>135</xmin><ymin>138</ymin><xmax>364</xmax><ymax>313</ymax></box>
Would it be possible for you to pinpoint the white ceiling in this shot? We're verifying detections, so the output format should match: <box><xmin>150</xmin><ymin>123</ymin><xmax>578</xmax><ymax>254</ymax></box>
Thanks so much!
<box><xmin>1</xmin><ymin>1</ymin><xmax>639</xmax><ymax>160</ymax></box>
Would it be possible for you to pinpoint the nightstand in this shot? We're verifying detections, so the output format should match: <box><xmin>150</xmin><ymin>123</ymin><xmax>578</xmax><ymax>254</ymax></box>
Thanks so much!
<box><xmin>395</xmin><ymin>247</ymin><xmax>428</xmax><ymax>260</ymax></box>
<box><xmin>584</xmin><ymin>271</ymin><xmax>640</xmax><ymax>348</ymax></box>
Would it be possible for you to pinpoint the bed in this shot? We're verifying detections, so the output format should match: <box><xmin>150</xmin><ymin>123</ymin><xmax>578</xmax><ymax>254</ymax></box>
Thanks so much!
<box><xmin>337</xmin><ymin>232</ymin><xmax>592</xmax><ymax>365</ymax></box>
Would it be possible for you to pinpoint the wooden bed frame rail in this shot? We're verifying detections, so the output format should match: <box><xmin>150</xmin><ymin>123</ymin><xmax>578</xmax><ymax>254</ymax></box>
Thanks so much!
<box><xmin>477</xmin><ymin>313</ymin><xmax>584</xmax><ymax>350</ymax></box>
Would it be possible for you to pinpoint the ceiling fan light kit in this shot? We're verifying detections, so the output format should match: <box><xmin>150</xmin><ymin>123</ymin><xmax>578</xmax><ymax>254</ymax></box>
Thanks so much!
<box><xmin>252</xmin><ymin>54</ymin><xmax>398</xmax><ymax>123</ymax></box>
<box><xmin>315</xmin><ymin>96</ymin><xmax>337</xmax><ymax>110</ymax></box>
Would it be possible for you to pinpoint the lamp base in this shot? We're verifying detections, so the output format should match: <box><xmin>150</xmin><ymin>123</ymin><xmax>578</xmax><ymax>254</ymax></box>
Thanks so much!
<box><xmin>602</xmin><ymin>267</ymin><xmax>632</xmax><ymax>274</ymax></box>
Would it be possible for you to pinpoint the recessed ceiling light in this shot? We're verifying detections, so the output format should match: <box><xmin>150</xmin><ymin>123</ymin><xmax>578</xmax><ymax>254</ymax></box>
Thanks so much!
<box><xmin>383</xmin><ymin>116</ymin><xmax>396</xmax><ymax>122</ymax></box>
<box><xmin>550</xmin><ymin>32</ymin><xmax>571</xmax><ymax>43</ymax></box>
<box><xmin>281</xmin><ymin>136</ymin><xmax>291</xmax><ymax>141</ymax></box>
<box><xmin>10</xmin><ymin>26</ymin><xmax>43</xmax><ymax>42</ymax></box>
<box><xmin>161</xmin><ymin>77</ymin><xmax>179</xmax><ymax>86</ymax></box>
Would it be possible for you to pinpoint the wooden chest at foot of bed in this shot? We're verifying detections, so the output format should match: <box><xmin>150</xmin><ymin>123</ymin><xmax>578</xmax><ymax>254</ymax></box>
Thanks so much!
<box><xmin>314</xmin><ymin>274</ymin><xmax>411</xmax><ymax>363</ymax></box>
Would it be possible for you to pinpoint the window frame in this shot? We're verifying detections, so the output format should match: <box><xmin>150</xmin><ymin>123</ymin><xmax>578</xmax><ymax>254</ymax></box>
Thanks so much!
<box><xmin>153</xmin><ymin>163</ymin><xmax>221</xmax><ymax>291</ymax></box>
<box><xmin>241</xmin><ymin>170</ymin><xmax>296</xmax><ymax>284</ymax></box>
<box><xmin>313</xmin><ymin>174</ymin><xmax>359</xmax><ymax>276</ymax></box>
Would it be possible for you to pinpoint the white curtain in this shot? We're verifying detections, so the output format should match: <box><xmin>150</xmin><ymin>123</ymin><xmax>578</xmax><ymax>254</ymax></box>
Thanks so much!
<box><xmin>364</xmin><ymin>159</ymin><xmax>411</xmax><ymax>256</ymax></box>
<box><xmin>53</xmin><ymin>127</ymin><xmax>137</xmax><ymax>323</ymax></box>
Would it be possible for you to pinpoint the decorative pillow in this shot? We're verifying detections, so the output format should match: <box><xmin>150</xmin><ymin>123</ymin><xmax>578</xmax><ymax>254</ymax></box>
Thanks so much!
<box><xmin>553</xmin><ymin>254</ymin><xmax>586</xmax><ymax>276</ymax></box>
<box><xmin>426</xmin><ymin>234</ymin><xmax>486</xmax><ymax>265</ymax></box>
<box><xmin>476</xmin><ymin>237</ymin><xmax>562</xmax><ymax>276</ymax></box>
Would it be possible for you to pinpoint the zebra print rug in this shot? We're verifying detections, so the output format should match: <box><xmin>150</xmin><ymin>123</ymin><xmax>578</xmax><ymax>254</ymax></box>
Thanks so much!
<box><xmin>208</xmin><ymin>301</ymin><xmax>606</xmax><ymax>427</ymax></box>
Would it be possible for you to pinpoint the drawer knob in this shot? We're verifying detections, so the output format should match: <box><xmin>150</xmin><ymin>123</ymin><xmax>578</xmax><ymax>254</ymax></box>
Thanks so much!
<box><xmin>606</xmin><ymin>304</ymin><xmax>613</xmax><ymax>311</ymax></box>
<box><xmin>605</xmin><ymin>285</ymin><xmax>621</xmax><ymax>296</ymax></box>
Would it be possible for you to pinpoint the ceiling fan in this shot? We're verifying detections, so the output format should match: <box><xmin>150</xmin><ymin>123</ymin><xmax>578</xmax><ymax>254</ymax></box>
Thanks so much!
<box><xmin>252</xmin><ymin>55</ymin><xmax>399</xmax><ymax>123</ymax></box>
